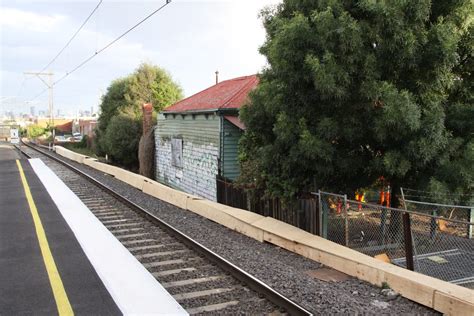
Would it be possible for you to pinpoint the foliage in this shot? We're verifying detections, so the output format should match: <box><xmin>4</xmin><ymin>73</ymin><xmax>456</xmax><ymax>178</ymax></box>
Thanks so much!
<box><xmin>102</xmin><ymin>110</ymin><xmax>141</xmax><ymax>168</ymax></box>
<box><xmin>427</xmin><ymin>23</ymin><xmax>474</xmax><ymax>205</ymax></box>
<box><xmin>19</xmin><ymin>127</ymin><xmax>27</xmax><ymax>137</ymax></box>
<box><xmin>97</xmin><ymin>62</ymin><xmax>182</xmax><ymax>156</ymax></box>
<box><xmin>27</xmin><ymin>124</ymin><xmax>46</xmax><ymax>138</ymax></box>
<box><xmin>239</xmin><ymin>0</ymin><xmax>473</xmax><ymax>204</ymax></box>
<box><xmin>125</xmin><ymin>63</ymin><xmax>183</xmax><ymax>113</ymax></box>
<box><xmin>97</xmin><ymin>77</ymin><xmax>130</xmax><ymax>153</ymax></box>
<box><xmin>63</xmin><ymin>136</ymin><xmax>98</xmax><ymax>158</ymax></box>
<box><xmin>66</xmin><ymin>135</ymin><xmax>88</xmax><ymax>149</ymax></box>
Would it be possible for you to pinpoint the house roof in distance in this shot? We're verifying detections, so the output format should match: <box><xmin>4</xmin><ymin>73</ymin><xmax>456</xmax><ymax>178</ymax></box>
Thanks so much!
<box><xmin>164</xmin><ymin>74</ymin><xmax>258</xmax><ymax>113</ymax></box>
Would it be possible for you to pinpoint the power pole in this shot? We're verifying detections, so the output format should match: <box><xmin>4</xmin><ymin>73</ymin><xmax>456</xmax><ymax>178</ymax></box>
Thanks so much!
<box><xmin>24</xmin><ymin>71</ymin><xmax>55</xmax><ymax>148</ymax></box>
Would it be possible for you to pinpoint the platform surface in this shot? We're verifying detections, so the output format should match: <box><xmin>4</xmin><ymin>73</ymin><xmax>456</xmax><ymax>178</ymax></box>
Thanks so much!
<box><xmin>0</xmin><ymin>143</ymin><xmax>186</xmax><ymax>315</ymax></box>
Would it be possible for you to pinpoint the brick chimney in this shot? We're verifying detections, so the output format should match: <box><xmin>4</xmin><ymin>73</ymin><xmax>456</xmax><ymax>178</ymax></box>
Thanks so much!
<box><xmin>142</xmin><ymin>103</ymin><xmax>153</xmax><ymax>135</ymax></box>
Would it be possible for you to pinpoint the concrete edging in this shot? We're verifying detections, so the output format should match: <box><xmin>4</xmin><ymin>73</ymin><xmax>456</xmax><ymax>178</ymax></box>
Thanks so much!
<box><xmin>53</xmin><ymin>146</ymin><xmax>474</xmax><ymax>315</ymax></box>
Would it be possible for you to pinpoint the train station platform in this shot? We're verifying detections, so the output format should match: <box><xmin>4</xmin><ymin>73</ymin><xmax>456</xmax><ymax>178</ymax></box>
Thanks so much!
<box><xmin>0</xmin><ymin>143</ymin><xmax>186</xmax><ymax>315</ymax></box>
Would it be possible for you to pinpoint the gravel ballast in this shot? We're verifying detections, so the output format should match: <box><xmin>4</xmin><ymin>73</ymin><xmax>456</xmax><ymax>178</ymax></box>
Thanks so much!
<box><xmin>30</xmin><ymin>149</ymin><xmax>439</xmax><ymax>315</ymax></box>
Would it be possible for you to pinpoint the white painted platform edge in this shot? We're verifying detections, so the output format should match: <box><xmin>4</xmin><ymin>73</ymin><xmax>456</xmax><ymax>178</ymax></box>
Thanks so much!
<box><xmin>29</xmin><ymin>158</ymin><xmax>188</xmax><ymax>316</ymax></box>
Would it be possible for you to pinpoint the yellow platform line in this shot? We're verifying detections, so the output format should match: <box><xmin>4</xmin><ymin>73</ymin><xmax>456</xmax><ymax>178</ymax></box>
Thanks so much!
<box><xmin>16</xmin><ymin>160</ymin><xmax>74</xmax><ymax>316</ymax></box>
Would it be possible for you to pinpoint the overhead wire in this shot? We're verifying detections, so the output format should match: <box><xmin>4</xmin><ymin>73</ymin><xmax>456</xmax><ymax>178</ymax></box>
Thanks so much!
<box><xmin>29</xmin><ymin>0</ymin><xmax>172</xmax><ymax>102</ymax></box>
<box><xmin>40</xmin><ymin>0</ymin><xmax>103</xmax><ymax>72</ymax></box>
<box><xmin>27</xmin><ymin>0</ymin><xmax>103</xmax><ymax>101</ymax></box>
<box><xmin>53</xmin><ymin>0</ymin><xmax>171</xmax><ymax>86</ymax></box>
<box><xmin>16</xmin><ymin>77</ymin><xmax>28</xmax><ymax>99</ymax></box>
<box><xmin>31</xmin><ymin>87</ymin><xmax>49</xmax><ymax>101</ymax></box>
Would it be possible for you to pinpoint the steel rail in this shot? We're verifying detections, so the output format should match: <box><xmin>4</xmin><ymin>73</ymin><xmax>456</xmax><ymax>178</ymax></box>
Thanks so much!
<box><xmin>20</xmin><ymin>142</ymin><xmax>313</xmax><ymax>316</ymax></box>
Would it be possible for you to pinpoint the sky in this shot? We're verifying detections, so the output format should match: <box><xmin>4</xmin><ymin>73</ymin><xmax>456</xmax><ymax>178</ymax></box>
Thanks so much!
<box><xmin>0</xmin><ymin>0</ymin><xmax>281</xmax><ymax>116</ymax></box>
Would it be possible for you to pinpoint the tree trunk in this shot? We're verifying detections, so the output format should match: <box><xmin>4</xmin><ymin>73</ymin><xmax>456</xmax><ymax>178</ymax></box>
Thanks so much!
<box><xmin>389</xmin><ymin>182</ymin><xmax>403</xmax><ymax>241</ymax></box>
<box><xmin>138</xmin><ymin>127</ymin><xmax>155</xmax><ymax>179</ymax></box>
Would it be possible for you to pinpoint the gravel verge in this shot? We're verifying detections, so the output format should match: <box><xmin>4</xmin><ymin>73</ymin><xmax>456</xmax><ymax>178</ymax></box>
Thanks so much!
<box><xmin>31</xmin><ymin>149</ymin><xmax>439</xmax><ymax>315</ymax></box>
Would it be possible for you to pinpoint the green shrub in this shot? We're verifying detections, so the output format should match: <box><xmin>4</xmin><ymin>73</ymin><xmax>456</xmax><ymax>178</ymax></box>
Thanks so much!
<box><xmin>103</xmin><ymin>111</ymin><xmax>141</xmax><ymax>168</ymax></box>
<box><xmin>27</xmin><ymin>125</ymin><xmax>46</xmax><ymax>138</ymax></box>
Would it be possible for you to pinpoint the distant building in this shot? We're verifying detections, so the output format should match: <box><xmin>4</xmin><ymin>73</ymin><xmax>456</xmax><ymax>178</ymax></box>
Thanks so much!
<box><xmin>30</xmin><ymin>106</ymin><xmax>36</xmax><ymax>117</ymax></box>
<box><xmin>155</xmin><ymin>75</ymin><xmax>258</xmax><ymax>201</ymax></box>
<box><xmin>35</xmin><ymin>118</ymin><xmax>73</xmax><ymax>133</ymax></box>
<box><xmin>74</xmin><ymin>118</ymin><xmax>97</xmax><ymax>137</ymax></box>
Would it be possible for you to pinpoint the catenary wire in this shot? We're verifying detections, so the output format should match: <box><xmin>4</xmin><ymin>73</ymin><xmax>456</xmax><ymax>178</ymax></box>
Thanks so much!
<box><xmin>28</xmin><ymin>0</ymin><xmax>171</xmax><ymax>101</ymax></box>
<box><xmin>40</xmin><ymin>0</ymin><xmax>103</xmax><ymax>72</ymax></box>
<box><xmin>54</xmin><ymin>0</ymin><xmax>171</xmax><ymax>86</ymax></box>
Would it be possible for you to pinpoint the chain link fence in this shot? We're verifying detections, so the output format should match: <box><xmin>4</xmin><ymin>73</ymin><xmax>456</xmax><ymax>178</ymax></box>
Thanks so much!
<box><xmin>317</xmin><ymin>191</ymin><xmax>474</xmax><ymax>289</ymax></box>
<box><xmin>218</xmin><ymin>182</ymin><xmax>474</xmax><ymax>288</ymax></box>
<box><xmin>319</xmin><ymin>191</ymin><xmax>407</xmax><ymax>264</ymax></box>
<box><xmin>401</xmin><ymin>199</ymin><xmax>473</xmax><ymax>234</ymax></box>
<box><xmin>401</xmin><ymin>213</ymin><xmax>474</xmax><ymax>287</ymax></box>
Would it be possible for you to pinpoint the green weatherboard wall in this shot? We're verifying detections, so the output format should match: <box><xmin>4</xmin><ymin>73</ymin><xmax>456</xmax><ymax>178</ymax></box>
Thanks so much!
<box><xmin>157</xmin><ymin>114</ymin><xmax>220</xmax><ymax>145</ymax></box>
<box><xmin>221</xmin><ymin>118</ymin><xmax>242</xmax><ymax>181</ymax></box>
<box><xmin>155</xmin><ymin>113</ymin><xmax>242</xmax><ymax>199</ymax></box>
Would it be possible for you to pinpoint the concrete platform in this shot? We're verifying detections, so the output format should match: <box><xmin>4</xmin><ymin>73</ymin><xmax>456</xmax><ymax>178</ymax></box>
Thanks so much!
<box><xmin>0</xmin><ymin>141</ymin><xmax>21</xmax><ymax>161</ymax></box>
<box><xmin>0</xmin><ymin>144</ymin><xmax>186</xmax><ymax>315</ymax></box>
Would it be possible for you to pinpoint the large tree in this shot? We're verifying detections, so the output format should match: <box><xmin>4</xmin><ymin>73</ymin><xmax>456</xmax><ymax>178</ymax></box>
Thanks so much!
<box><xmin>239</xmin><ymin>0</ymin><xmax>473</xmax><ymax>205</ymax></box>
<box><xmin>97</xmin><ymin>63</ymin><xmax>183</xmax><ymax>165</ymax></box>
<box><xmin>426</xmin><ymin>23</ymin><xmax>474</xmax><ymax>205</ymax></box>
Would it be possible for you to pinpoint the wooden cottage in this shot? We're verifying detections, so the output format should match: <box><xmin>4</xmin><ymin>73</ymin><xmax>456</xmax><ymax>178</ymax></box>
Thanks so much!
<box><xmin>155</xmin><ymin>75</ymin><xmax>258</xmax><ymax>201</ymax></box>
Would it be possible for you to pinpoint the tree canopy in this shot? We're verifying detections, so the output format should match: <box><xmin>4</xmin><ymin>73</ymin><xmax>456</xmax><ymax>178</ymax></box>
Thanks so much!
<box><xmin>27</xmin><ymin>124</ymin><xmax>46</xmax><ymax>139</ymax></box>
<box><xmin>96</xmin><ymin>63</ymin><xmax>183</xmax><ymax>167</ymax></box>
<box><xmin>427</xmin><ymin>22</ymin><xmax>474</xmax><ymax>205</ymax></box>
<box><xmin>98</xmin><ymin>63</ymin><xmax>183</xmax><ymax>143</ymax></box>
<box><xmin>239</xmin><ymin>0</ymin><xmax>473</xmax><ymax>204</ymax></box>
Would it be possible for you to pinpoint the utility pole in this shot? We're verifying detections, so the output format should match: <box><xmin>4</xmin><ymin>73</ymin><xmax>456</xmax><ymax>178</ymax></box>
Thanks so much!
<box><xmin>24</xmin><ymin>71</ymin><xmax>55</xmax><ymax>148</ymax></box>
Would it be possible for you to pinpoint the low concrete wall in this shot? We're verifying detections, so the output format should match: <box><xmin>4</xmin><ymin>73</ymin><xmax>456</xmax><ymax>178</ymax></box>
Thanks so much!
<box><xmin>186</xmin><ymin>199</ymin><xmax>265</xmax><ymax>242</ymax></box>
<box><xmin>143</xmin><ymin>180</ymin><xmax>190</xmax><ymax>210</ymax></box>
<box><xmin>55</xmin><ymin>146</ymin><xmax>88</xmax><ymax>164</ymax></box>
<box><xmin>112</xmin><ymin>168</ymin><xmax>148</xmax><ymax>191</ymax></box>
<box><xmin>251</xmin><ymin>217</ymin><xmax>473</xmax><ymax>315</ymax></box>
<box><xmin>54</xmin><ymin>146</ymin><xmax>474</xmax><ymax>315</ymax></box>
<box><xmin>83</xmin><ymin>159</ymin><xmax>116</xmax><ymax>175</ymax></box>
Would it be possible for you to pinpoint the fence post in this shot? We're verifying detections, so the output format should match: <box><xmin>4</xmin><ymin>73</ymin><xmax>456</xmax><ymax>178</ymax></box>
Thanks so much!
<box><xmin>319</xmin><ymin>191</ymin><xmax>328</xmax><ymax>238</ymax></box>
<box><xmin>316</xmin><ymin>191</ymin><xmax>321</xmax><ymax>236</ymax></box>
<box><xmin>430</xmin><ymin>209</ymin><xmax>437</xmax><ymax>240</ymax></box>
<box><xmin>216</xmin><ymin>176</ymin><xmax>221</xmax><ymax>203</ymax></box>
<box><xmin>469</xmin><ymin>208</ymin><xmax>474</xmax><ymax>239</ymax></box>
<box><xmin>344</xmin><ymin>194</ymin><xmax>349</xmax><ymax>246</ymax></box>
<box><xmin>402</xmin><ymin>212</ymin><xmax>415</xmax><ymax>271</ymax></box>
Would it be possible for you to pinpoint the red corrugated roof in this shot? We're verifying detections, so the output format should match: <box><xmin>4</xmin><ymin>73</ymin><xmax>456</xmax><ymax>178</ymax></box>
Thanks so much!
<box><xmin>224</xmin><ymin>115</ymin><xmax>246</xmax><ymax>130</ymax></box>
<box><xmin>164</xmin><ymin>75</ymin><xmax>258</xmax><ymax>113</ymax></box>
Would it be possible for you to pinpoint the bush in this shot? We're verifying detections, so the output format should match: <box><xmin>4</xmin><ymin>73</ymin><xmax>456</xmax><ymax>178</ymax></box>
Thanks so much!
<box><xmin>103</xmin><ymin>112</ymin><xmax>141</xmax><ymax>168</ymax></box>
<box><xmin>27</xmin><ymin>125</ymin><xmax>46</xmax><ymax>138</ymax></box>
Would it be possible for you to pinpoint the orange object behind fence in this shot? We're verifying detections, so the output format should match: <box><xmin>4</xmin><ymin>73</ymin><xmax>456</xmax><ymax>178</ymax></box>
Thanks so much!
<box><xmin>355</xmin><ymin>193</ymin><xmax>365</xmax><ymax>210</ymax></box>
<box><xmin>385</xmin><ymin>190</ymin><xmax>391</xmax><ymax>207</ymax></box>
<box><xmin>379</xmin><ymin>189</ymin><xmax>391</xmax><ymax>207</ymax></box>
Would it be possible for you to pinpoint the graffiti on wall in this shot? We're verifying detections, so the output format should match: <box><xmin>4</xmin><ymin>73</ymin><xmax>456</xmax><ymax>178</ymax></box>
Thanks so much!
<box><xmin>156</xmin><ymin>137</ymin><xmax>218</xmax><ymax>201</ymax></box>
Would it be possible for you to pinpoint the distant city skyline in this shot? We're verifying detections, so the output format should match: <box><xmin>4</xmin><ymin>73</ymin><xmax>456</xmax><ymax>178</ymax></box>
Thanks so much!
<box><xmin>1</xmin><ymin>103</ymin><xmax>96</xmax><ymax>120</ymax></box>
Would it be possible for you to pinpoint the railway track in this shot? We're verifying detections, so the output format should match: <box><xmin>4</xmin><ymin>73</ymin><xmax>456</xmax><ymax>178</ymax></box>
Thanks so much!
<box><xmin>19</xmin><ymin>143</ymin><xmax>312</xmax><ymax>316</ymax></box>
